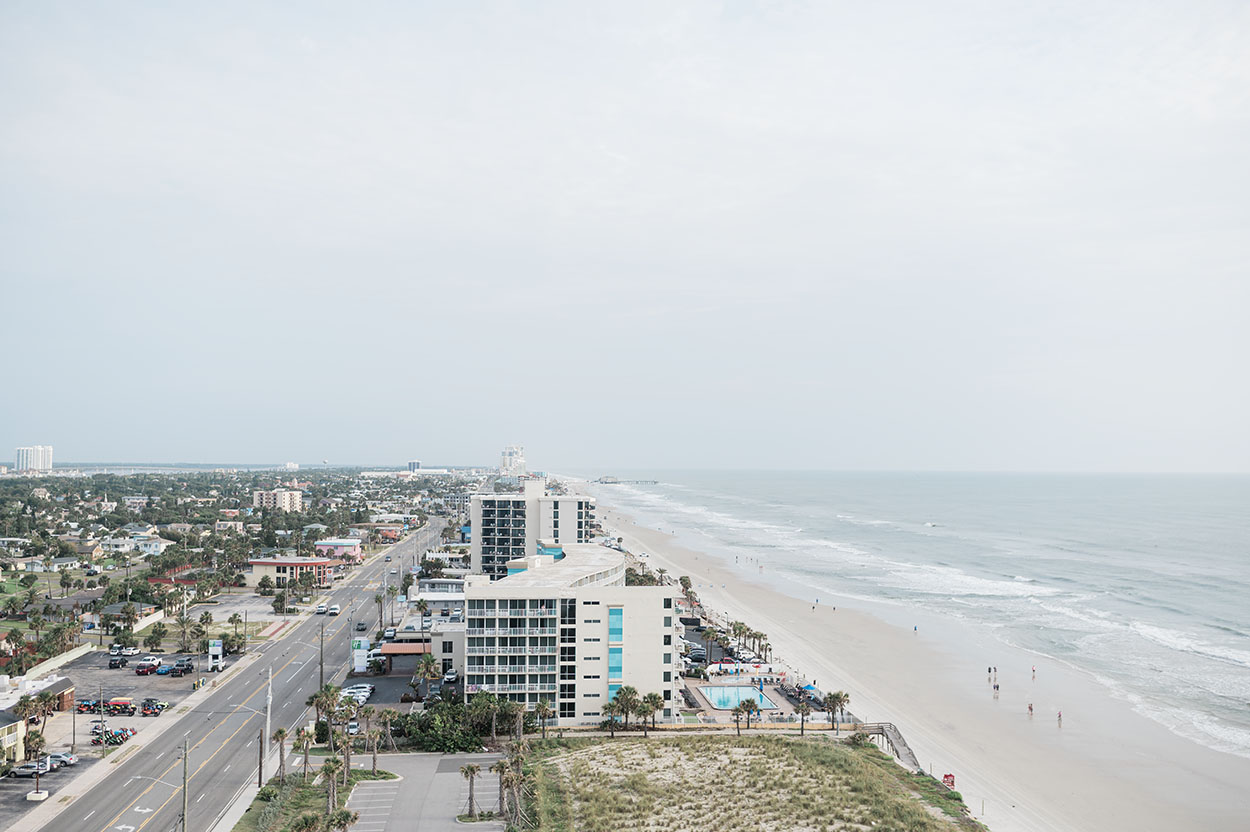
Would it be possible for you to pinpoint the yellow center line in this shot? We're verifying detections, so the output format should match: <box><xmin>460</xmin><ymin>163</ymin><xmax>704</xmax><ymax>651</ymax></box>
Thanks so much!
<box><xmin>94</xmin><ymin>650</ymin><xmax>305</xmax><ymax>832</ymax></box>
<box><xmin>134</xmin><ymin>711</ymin><xmax>259</xmax><ymax>832</ymax></box>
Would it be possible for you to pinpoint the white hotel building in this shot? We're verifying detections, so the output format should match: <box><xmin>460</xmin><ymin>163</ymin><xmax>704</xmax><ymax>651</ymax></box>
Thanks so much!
<box><xmin>252</xmin><ymin>488</ymin><xmax>304</xmax><ymax>512</ymax></box>
<box><xmin>14</xmin><ymin>445</ymin><xmax>53</xmax><ymax>473</ymax></box>
<box><xmin>465</xmin><ymin>542</ymin><xmax>678</xmax><ymax>725</ymax></box>
<box><xmin>470</xmin><ymin>479</ymin><xmax>595</xmax><ymax>580</ymax></box>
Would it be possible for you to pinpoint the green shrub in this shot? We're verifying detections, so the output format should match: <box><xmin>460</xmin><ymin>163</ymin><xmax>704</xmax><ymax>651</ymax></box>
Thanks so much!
<box><xmin>256</xmin><ymin>785</ymin><xmax>279</xmax><ymax>802</ymax></box>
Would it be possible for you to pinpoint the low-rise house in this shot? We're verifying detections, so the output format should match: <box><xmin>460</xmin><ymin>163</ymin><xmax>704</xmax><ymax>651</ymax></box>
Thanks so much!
<box><xmin>134</xmin><ymin>536</ymin><xmax>176</xmax><ymax>557</ymax></box>
<box><xmin>215</xmin><ymin>520</ymin><xmax>245</xmax><ymax>535</ymax></box>
<box><xmin>74</xmin><ymin>540</ymin><xmax>104</xmax><ymax>561</ymax></box>
<box><xmin>314</xmin><ymin>538</ymin><xmax>363</xmax><ymax>562</ymax></box>
<box><xmin>246</xmin><ymin>556</ymin><xmax>338</xmax><ymax>589</ymax></box>
<box><xmin>122</xmin><ymin>522</ymin><xmax>157</xmax><ymax>537</ymax></box>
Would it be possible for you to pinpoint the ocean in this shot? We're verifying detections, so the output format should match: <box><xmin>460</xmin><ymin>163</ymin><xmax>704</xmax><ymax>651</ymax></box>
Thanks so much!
<box><xmin>581</xmin><ymin>471</ymin><xmax>1250</xmax><ymax>761</ymax></box>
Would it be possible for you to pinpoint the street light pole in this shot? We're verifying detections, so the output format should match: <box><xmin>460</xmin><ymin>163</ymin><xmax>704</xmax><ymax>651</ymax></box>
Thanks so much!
<box><xmin>319</xmin><ymin>622</ymin><xmax>325</xmax><ymax>689</ymax></box>
<box><xmin>256</xmin><ymin>728</ymin><xmax>263</xmax><ymax>788</ymax></box>
<box><xmin>181</xmin><ymin>738</ymin><xmax>189</xmax><ymax>832</ymax></box>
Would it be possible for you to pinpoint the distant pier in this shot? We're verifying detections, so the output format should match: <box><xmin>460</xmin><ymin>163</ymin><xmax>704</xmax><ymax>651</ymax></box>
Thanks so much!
<box><xmin>595</xmin><ymin>477</ymin><xmax>658</xmax><ymax>485</ymax></box>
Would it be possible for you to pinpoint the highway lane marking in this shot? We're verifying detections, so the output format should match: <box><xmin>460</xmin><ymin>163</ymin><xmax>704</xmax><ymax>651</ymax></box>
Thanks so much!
<box><xmin>196</xmin><ymin>793</ymin><xmax>205</xmax><ymax>803</ymax></box>
<box><xmin>223</xmin><ymin>764</ymin><xmax>231</xmax><ymax>772</ymax></box>
<box><xmin>135</xmin><ymin>713</ymin><xmax>259</xmax><ymax>832</ymax></box>
<box><xmin>93</xmin><ymin>650</ymin><xmax>304</xmax><ymax>832</ymax></box>
<box><xmin>83</xmin><ymin>810</ymin><xmax>96</xmax><ymax>820</ymax></box>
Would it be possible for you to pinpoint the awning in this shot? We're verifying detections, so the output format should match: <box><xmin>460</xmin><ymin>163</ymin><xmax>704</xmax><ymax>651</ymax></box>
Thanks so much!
<box><xmin>379</xmin><ymin>643</ymin><xmax>430</xmax><ymax>655</ymax></box>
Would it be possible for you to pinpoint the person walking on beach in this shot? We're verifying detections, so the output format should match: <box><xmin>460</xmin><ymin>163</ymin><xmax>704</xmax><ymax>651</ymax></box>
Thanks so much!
<box><xmin>1028</xmin><ymin>703</ymin><xmax>1033</xmax><ymax>716</ymax></box>
<box><xmin>1057</xmin><ymin>710</ymin><xmax>1062</xmax><ymax>724</ymax></box>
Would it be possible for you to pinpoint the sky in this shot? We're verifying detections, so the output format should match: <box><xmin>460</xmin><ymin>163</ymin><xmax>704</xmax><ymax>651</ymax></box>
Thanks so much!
<box><xmin>2</xmin><ymin>2</ymin><xmax>1248</xmax><ymax>472</ymax></box>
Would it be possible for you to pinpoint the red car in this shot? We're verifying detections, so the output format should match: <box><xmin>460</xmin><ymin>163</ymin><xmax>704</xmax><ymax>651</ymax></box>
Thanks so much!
<box><xmin>134</xmin><ymin>662</ymin><xmax>159</xmax><ymax>675</ymax></box>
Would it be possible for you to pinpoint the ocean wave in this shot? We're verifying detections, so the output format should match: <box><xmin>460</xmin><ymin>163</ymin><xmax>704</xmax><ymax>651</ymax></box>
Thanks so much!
<box><xmin>1129</xmin><ymin>622</ymin><xmax>1250</xmax><ymax>670</ymax></box>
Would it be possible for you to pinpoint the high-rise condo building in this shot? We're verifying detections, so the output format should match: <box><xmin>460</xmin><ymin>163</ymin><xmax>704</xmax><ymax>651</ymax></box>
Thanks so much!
<box><xmin>465</xmin><ymin>542</ymin><xmax>677</xmax><ymax>725</ymax></box>
<box><xmin>500</xmin><ymin>445</ymin><xmax>526</xmax><ymax>476</ymax></box>
<box><xmin>252</xmin><ymin>489</ymin><xmax>304</xmax><ymax>512</ymax></box>
<box><xmin>470</xmin><ymin>480</ymin><xmax>595</xmax><ymax>580</ymax></box>
<box><xmin>15</xmin><ymin>446</ymin><xmax>53</xmax><ymax>473</ymax></box>
<box><xmin>408</xmin><ymin>460</ymin><xmax>422</xmax><ymax>472</ymax></box>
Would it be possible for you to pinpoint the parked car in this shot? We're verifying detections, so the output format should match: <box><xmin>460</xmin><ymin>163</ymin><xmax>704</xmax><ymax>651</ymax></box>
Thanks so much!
<box><xmin>155</xmin><ymin>665</ymin><xmax>172</xmax><ymax>675</ymax></box>
<box><xmin>347</xmin><ymin>721</ymin><xmax>360</xmax><ymax>735</ymax></box>
<box><xmin>442</xmin><ymin>670</ymin><xmax>459</xmax><ymax>684</ymax></box>
<box><xmin>108</xmin><ymin>644</ymin><xmax>123</xmax><ymax>656</ymax></box>
<box><xmin>108</xmin><ymin>657</ymin><xmax>129</xmax><ymax>669</ymax></box>
<box><xmin>48</xmin><ymin>752</ymin><xmax>79</xmax><ymax>767</ymax></box>
<box><xmin>135</xmin><ymin>662</ymin><xmax>159</xmax><ymax>676</ymax></box>
<box><xmin>121</xmin><ymin>647</ymin><xmax>140</xmax><ymax>656</ymax></box>
<box><xmin>11</xmin><ymin>761</ymin><xmax>50</xmax><ymax>778</ymax></box>
<box><xmin>383</xmin><ymin>627</ymin><xmax>396</xmax><ymax>640</ymax></box>
<box><xmin>175</xmin><ymin>658</ymin><xmax>194</xmax><ymax>671</ymax></box>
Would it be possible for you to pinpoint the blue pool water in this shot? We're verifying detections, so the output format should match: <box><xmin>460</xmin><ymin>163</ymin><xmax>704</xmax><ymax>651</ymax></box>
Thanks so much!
<box><xmin>701</xmin><ymin>686</ymin><xmax>777</xmax><ymax>709</ymax></box>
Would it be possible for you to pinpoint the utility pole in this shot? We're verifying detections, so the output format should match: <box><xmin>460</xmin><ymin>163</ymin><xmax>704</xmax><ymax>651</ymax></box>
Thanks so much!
<box><xmin>181</xmin><ymin>738</ymin><xmax>189</xmax><ymax>832</ymax></box>
<box><xmin>263</xmin><ymin>666</ymin><xmax>272</xmax><ymax>783</ymax></box>
<box><xmin>319</xmin><ymin>622</ymin><xmax>325</xmax><ymax>689</ymax></box>
<box><xmin>257</xmin><ymin>728</ymin><xmax>263</xmax><ymax>788</ymax></box>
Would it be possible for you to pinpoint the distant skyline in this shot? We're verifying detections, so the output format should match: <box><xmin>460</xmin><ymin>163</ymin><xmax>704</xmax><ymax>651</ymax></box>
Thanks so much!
<box><xmin>3</xmin><ymin>3</ymin><xmax>1248</xmax><ymax>473</ymax></box>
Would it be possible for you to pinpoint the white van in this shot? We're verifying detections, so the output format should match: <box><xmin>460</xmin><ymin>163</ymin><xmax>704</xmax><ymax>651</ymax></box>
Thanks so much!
<box><xmin>315</xmin><ymin>604</ymin><xmax>328</xmax><ymax>615</ymax></box>
<box><xmin>328</xmin><ymin>604</ymin><xmax>341</xmax><ymax>616</ymax></box>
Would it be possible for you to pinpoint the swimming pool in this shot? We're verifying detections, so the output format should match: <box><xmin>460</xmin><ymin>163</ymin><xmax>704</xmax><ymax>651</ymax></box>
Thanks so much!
<box><xmin>700</xmin><ymin>686</ymin><xmax>777</xmax><ymax>710</ymax></box>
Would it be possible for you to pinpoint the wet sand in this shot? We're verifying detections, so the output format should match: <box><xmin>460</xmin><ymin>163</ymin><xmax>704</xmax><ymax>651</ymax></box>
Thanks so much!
<box><xmin>589</xmin><ymin>496</ymin><xmax>1250</xmax><ymax>832</ymax></box>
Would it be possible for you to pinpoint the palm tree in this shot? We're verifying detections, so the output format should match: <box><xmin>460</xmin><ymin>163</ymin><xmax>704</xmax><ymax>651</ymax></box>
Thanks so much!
<box><xmin>321</xmin><ymin>757</ymin><xmax>343</xmax><ymax>813</ymax></box>
<box><xmin>495</xmin><ymin>699</ymin><xmax>521</xmax><ymax>742</ymax></box>
<box><xmin>35</xmin><ymin>689</ymin><xmax>57</xmax><ymax>723</ymax></box>
<box><xmin>636</xmin><ymin>700</ymin><xmax>655</xmax><ymax>736</ymax></box>
<box><xmin>294</xmin><ymin>728</ymin><xmax>313</xmax><ymax>782</ymax></box>
<box><xmin>702</xmin><ymin>627</ymin><xmax>720</xmax><ymax>664</ymax></box>
<box><xmin>24</xmin><ymin>729</ymin><xmax>46</xmax><ymax>760</ymax></box>
<box><xmin>837</xmin><ymin>691</ymin><xmax>851</xmax><ymax>726</ymax></box>
<box><xmin>335</xmin><ymin>726</ymin><xmax>353</xmax><ymax>787</ymax></box>
<box><xmin>228</xmin><ymin>613</ymin><xmax>242</xmax><ymax>637</ymax></box>
<box><xmin>415</xmin><ymin>599</ymin><xmax>429</xmax><ymax>633</ymax></box>
<box><xmin>468</xmin><ymin>693</ymin><xmax>501</xmax><ymax>741</ymax></box>
<box><xmin>272</xmin><ymin>727</ymin><xmax>288</xmax><ymax>781</ymax></box>
<box><xmin>602</xmin><ymin>700</ymin><xmax>619</xmax><ymax>738</ymax></box>
<box><xmin>367</xmin><ymin>728</ymin><xmax>381</xmax><ymax>776</ymax></box>
<box><xmin>642</xmin><ymin>692</ymin><xmax>664</xmax><ymax>729</ymax></box>
<box><xmin>385</xmin><ymin>585</ymin><xmax>398</xmax><ymax>624</ymax></box>
<box><xmin>379</xmin><ymin>708</ymin><xmax>401</xmax><ymax>751</ymax></box>
<box><xmin>198</xmin><ymin>610</ymin><xmax>214</xmax><ymax>629</ymax></box>
<box><xmin>327</xmin><ymin>808</ymin><xmax>359</xmax><ymax>832</ymax></box>
<box><xmin>358</xmin><ymin>704</ymin><xmax>375</xmax><ymax>736</ymax></box>
<box><xmin>373</xmin><ymin>593</ymin><xmax>384</xmax><ymax>628</ymax></box>
<box><xmin>795</xmin><ymin>701</ymin><xmax>812</xmax><ymax>736</ymax></box>
<box><xmin>824</xmin><ymin>691</ymin><xmax>848</xmax><ymax>734</ymax></box>
<box><xmin>613</xmin><ymin>686</ymin><xmax>640</xmax><ymax>729</ymax></box>
<box><xmin>731</xmin><ymin>704</ymin><xmax>744</xmax><ymax>736</ymax></box>
<box><xmin>415</xmin><ymin>654</ymin><xmax>441</xmax><ymax>698</ymax></box>
<box><xmin>12</xmin><ymin>695</ymin><xmax>37</xmax><ymax>727</ymax></box>
<box><xmin>741</xmin><ymin>697</ymin><xmax>757</xmax><ymax>730</ymax></box>
<box><xmin>175</xmin><ymin>614</ymin><xmax>195</xmax><ymax>652</ymax></box>
<box><xmin>461</xmin><ymin>763</ymin><xmax>481</xmax><ymax>819</ymax></box>
<box><xmin>534</xmin><ymin>700</ymin><xmax>554</xmax><ymax>739</ymax></box>
<box><xmin>118</xmin><ymin>602</ymin><xmax>138</xmax><ymax>632</ymax></box>
<box><xmin>490</xmin><ymin>759</ymin><xmax>509</xmax><ymax>816</ymax></box>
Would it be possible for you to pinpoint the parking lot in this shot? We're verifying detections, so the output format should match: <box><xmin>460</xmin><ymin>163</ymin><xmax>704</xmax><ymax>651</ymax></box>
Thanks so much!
<box><xmin>0</xmin><ymin>751</ymin><xmax>102</xmax><ymax>824</ymax></box>
<box><xmin>59</xmin><ymin>648</ymin><xmax>207</xmax><ymax>717</ymax></box>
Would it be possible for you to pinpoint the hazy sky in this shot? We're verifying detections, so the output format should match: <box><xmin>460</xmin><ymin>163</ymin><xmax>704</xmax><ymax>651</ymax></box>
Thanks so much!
<box><xmin>2</xmin><ymin>2</ymin><xmax>1248</xmax><ymax>472</ymax></box>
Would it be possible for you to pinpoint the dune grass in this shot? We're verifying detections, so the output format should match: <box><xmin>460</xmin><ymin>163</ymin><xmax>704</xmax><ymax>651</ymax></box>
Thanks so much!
<box><xmin>525</xmin><ymin>735</ymin><xmax>982</xmax><ymax>832</ymax></box>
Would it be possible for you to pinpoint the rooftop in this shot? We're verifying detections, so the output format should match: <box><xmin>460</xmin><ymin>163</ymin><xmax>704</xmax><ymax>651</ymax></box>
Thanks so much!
<box><xmin>483</xmin><ymin>543</ymin><xmax>625</xmax><ymax>589</ymax></box>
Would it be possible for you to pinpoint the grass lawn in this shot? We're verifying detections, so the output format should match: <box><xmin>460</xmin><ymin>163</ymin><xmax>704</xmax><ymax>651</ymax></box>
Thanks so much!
<box><xmin>525</xmin><ymin>735</ymin><xmax>983</xmax><ymax>832</ymax></box>
<box><xmin>233</xmin><ymin>768</ymin><xmax>396</xmax><ymax>832</ymax></box>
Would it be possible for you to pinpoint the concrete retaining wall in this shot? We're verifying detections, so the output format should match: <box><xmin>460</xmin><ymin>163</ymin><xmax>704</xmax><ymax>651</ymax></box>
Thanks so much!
<box><xmin>26</xmin><ymin>643</ymin><xmax>94</xmax><ymax>679</ymax></box>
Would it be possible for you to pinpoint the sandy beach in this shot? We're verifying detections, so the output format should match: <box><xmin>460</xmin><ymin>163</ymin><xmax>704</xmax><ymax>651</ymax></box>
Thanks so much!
<box><xmin>584</xmin><ymin>491</ymin><xmax>1250</xmax><ymax>832</ymax></box>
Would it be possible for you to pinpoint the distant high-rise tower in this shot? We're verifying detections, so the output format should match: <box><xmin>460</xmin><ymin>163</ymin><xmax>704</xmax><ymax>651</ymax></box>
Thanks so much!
<box><xmin>500</xmin><ymin>446</ymin><xmax>526</xmax><ymax>476</ymax></box>
<box><xmin>15</xmin><ymin>445</ymin><xmax>53</xmax><ymax>473</ymax></box>
<box><xmin>408</xmin><ymin>460</ymin><xmax>422</xmax><ymax>472</ymax></box>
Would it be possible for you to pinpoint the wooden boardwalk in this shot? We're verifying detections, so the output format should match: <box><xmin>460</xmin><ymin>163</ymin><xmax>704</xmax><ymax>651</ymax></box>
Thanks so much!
<box><xmin>859</xmin><ymin>722</ymin><xmax>922</xmax><ymax>771</ymax></box>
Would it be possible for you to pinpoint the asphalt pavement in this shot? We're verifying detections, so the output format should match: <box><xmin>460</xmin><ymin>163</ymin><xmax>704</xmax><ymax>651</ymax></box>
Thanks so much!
<box><xmin>30</xmin><ymin>521</ymin><xmax>442</xmax><ymax>832</ymax></box>
<box><xmin>344</xmin><ymin>752</ymin><xmax>504</xmax><ymax>832</ymax></box>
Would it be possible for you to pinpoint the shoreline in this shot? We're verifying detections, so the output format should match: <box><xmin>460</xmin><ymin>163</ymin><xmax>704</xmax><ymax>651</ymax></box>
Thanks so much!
<box><xmin>582</xmin><ymin>489</ymin><xmax>1250</xmax><ymax>832</ymax></box>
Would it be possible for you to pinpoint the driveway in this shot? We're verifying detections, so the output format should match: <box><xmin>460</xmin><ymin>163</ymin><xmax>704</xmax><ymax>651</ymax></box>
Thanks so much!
<box><xmin>346</xmin><ymin>752</ymin><xmax>504</xmax><ymax>832</ymax></box>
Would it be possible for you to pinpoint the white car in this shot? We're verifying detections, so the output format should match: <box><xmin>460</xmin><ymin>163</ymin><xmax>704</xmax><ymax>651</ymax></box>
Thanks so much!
<box><xmin>327</xmin><ymin>605</ymin><xmax>341</xmax><ymax>616</ymax></box>
<box><xmin>347</xmin><ymin>721</ymin><xmax>360</xmax><ymax>735</ymax></box>
<box><xmin>121</xmin><ymin>647</ymin><xmax>140</xmax><ymax>656</ymax></box>
<box><xmin>315</xmin><ymin>604</ymin><xmax>328</xmax><ymax>614</ymax></box>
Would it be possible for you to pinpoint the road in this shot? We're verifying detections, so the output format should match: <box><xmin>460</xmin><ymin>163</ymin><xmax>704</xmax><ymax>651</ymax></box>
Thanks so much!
<box><xmin>40</xmin><ymin>521</ymin><xmax>443</xmax><ymax>832</ymax></box>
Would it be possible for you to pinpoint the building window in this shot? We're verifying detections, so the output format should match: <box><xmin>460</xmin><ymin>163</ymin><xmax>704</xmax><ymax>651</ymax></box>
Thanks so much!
<box><xmin>663</xmin><ymin>671</ymin><xmax>671</xmax><ymax>683</ymax></box>
<box><xmin>663</xmin><ymin>690</ymin><xmax>671</xmax><ymax>700</ymax></box>
<box><xmin>608</xmin><ymin>647</ymin><xmax>622</xmax><ymax>681</ymax></box>
<box><xmin>442</xmin><ymin>641</ymin><xmax>453</xmax><ymax>654</ymax></box>
<box><xmin>663</xmin><ymin>597</ymin><xmax>672</xmax><ymax>609</ymax></box>
<box><xmin>663</xmin><ymin>616</ymin><xmax>671</xmax><ymax>628</ymax></box>
<box><xmin>608</xmin><ymin>683</ymin><xmax>621</xmax><ymax>701</ymax></box>
<box><xmin>663</xmin><ymin>653</ymin><xmax>671</xmax><ymax>665</ymax></box>
<box><xmin>581</xmin><ymin>600</ymin><xmax>600</xmax><ymax>606</ymax></box>
<box><xmin>663</xmin><ymin>635</ymin><xmax>671</xmax><ymax>646</ymax></box>
<box><xmin>560</xmin><ymin>702</ymin><xmax>575</xmax><ymax>718</ymax></box>
<box><xmin>583</xmin><ymin>693</ymin><xmax>600</xmax><ymax>698</ymax></box>
<box><xmin>608</xmin><ymin>607</ymin><xmax>623</xmax><ymax>642</ymax></box>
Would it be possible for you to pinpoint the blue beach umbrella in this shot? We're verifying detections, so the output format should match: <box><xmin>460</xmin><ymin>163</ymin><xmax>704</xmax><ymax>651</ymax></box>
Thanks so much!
<box><xmin>801</xmin><ymin>684</ymin><xmax>818</xmax><ymax>692</ymax></box>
